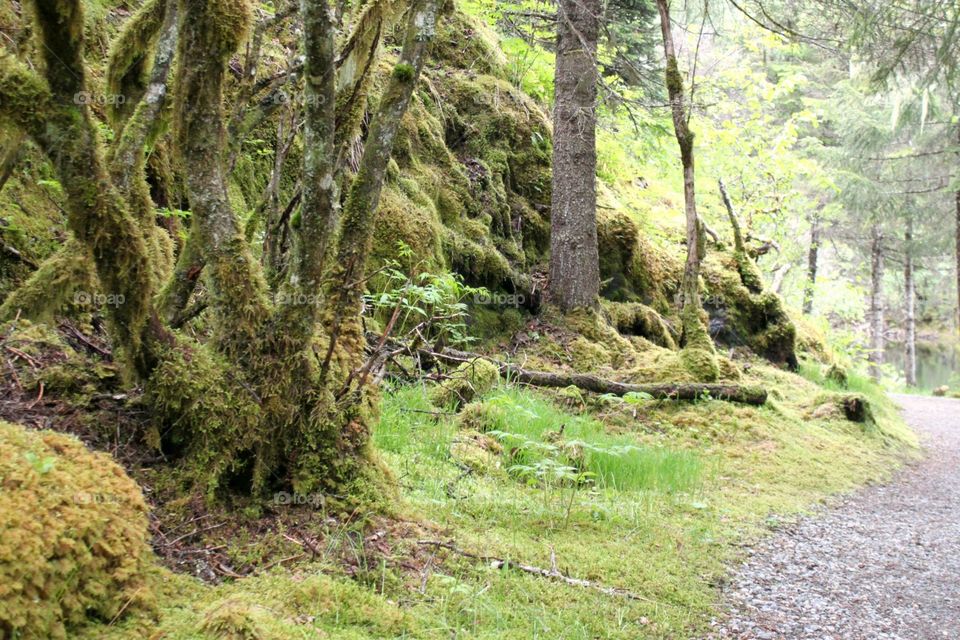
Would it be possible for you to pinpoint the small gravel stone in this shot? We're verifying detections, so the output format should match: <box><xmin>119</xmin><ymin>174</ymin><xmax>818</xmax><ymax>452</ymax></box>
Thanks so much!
<box><xmin>708</xmin><ymin>395</ymin><xmax>960</xmax><ymax>640</ymax></box>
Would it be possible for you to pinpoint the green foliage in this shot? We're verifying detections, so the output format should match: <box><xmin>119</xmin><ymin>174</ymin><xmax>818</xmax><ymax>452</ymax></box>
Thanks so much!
<box><xmin>366</xmin><ymin>242</ymin><xmax>486</xmax><ymax>348</ymax></box>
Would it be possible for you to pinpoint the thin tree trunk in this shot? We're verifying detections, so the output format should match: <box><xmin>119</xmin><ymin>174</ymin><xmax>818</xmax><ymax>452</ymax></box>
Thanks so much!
<box><xmin>956</xmin><ymin>125</ymin><xmax>960</xmax><ymax>334</ymax></box>
<box><xmin>322</xmin><ymin>0</ymin><xmax>440</xmax><ymax>380</ymax></box>
<box><xmin>868</xmin><ymin>224</ymin><xmax>885</xmax><ymax>381</ymax></box>
<box><xmin>904</xmin><ymin>214</ymin><xmax>917</xmax><ymax>387</ymax></box>
<box><xmin>547</xmin><ymin>0</ymin><xmax>601</xmax><ymax>311</ymax></box>
<box><xmin>270</xmin><ymin>0</ymin><xmax>340</xmax><ymax>352</ymax></box>
<box><xmin>656</xmin><ymin>0</ymin><xmax>707</xmax><ymax>344</ymax></box>
<box><xmin>173</xmin><ymin>0</ymin><xmax>271</xmax><ymax>363</ymax></box>
<box><xmin>771</xmin><ymin>263</ymin><xmax>791</xmax><ymax>294</ymax></box>
<box><xmin>803</xmin><ymin>215</ymin><xmax>821</xmax><ymax>315</ymax></box>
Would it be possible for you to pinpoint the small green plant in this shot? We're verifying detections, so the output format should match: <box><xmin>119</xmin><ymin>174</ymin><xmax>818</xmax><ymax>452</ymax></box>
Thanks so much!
<box><xmin>24</xmin><ymin>451</ymin><xmax>56</xmax><ymax>475</ymax></box>
<box><xmin>366</xmin><ymin>242</ymin><xmax>487</xmax><ymax>349</ymax></box>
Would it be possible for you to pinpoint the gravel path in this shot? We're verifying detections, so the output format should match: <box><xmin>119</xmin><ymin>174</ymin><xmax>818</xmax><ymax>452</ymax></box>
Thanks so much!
<box><xmin>709</xmin><ymin>394</ymin><xmax>960</xmax><ymax>640</ymax></box>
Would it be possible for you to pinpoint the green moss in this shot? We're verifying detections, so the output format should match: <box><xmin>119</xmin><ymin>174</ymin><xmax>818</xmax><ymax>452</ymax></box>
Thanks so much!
<box><xmin>391</xmin><ymin>62</ymin><xmax>414</xmax><ymax>81</ymax></box>
<box><xmin>568</xmin><ymin>336</ymin><xmax>612</xmax><ymax>372</ymax></box>
<box><xmin>825</xmin><ymin>363</ymin><xmax>849</xmax><ymax>388</ymax></box>
<box><xmin>0</xmin><ymin>421</ymin><xmax>154</xmax><ymax>638</ymax></box>
<box><xmin>603</xmin><ymin>301</ymin><xmax>677</xmax><ymax>349</ymax></box>
<box><xmin>429</xmin><ymin>357</ymin><xmax>500</xmax><ymax>408</ymax></box>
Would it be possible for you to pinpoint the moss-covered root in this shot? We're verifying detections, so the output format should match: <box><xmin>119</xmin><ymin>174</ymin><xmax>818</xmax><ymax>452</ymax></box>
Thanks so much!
<box><xmin>679</xmin><ymin>305</ymin><xmax>720</xmax><ymax>382</ymax></box>
<box><xmin>0</xmin><ymin>421</ymin><xmax>154</xmax><ymax>638</ymax></box>
<box><xmin>0</xmin><ymin>239</ymin><xmax>96</xmax><ymax>322</ymax></box>
<box><xmin>603</xmin><ymin>301</ymin><xmax>677</xmax><ymax>349</ymax></box>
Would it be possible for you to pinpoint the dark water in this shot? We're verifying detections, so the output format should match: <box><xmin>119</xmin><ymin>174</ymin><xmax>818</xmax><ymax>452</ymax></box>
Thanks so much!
<box><xmin>885</xmin><ymin>341</ymin><xmax>959</xmax><ymax>390</ymax></box>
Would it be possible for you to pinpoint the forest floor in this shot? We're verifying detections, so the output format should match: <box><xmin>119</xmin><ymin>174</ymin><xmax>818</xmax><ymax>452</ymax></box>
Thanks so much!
<box><xmin>711</xmin><ymin>394</ymin><xmax>960</xmax><ymax>640</ymax></box>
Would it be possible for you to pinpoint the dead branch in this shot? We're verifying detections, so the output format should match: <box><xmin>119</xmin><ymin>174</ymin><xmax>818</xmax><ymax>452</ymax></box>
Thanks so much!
<box><xmin>418</xmin><ymin>346</ymin><xmax>768</xmax><ymax>405</ymax></box>
<box><xmin>417</xmin><ymin>540</ymin><xmax>658</xmax><ymax>603</ymax></box>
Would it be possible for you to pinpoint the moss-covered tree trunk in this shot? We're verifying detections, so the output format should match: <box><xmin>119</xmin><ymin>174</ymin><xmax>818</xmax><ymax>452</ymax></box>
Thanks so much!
<box><xmin>322</xmin><ymin>0</ymin><xmax>440</xmax><ymax>379</ymax></box>
<box><xmin>655</xmin><ymin>0</ymin><xmax>717</xmax><ymax>380</ymax></box>
<box><xmin>0</xmin><ymin>1</ymin><xmax>161</xmax><ymax>378</ymax></box>
<box><xmin>547</xmin><ymin>0</ymin><xmax>601</xmax><ymax>312</ymax></box>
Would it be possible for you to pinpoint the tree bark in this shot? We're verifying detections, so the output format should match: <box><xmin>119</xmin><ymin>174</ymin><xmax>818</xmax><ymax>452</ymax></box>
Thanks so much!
<box><xmin>657</xmin><ymin>0</ymin><xmax>711</xmax><ymax>351</ymax></box>
<box><xmin>868</xmin><ymin>223</ymin><xmax>885</xmax><ymax>381</ymax></box>
<box><xmin>322</xmin><ymin>0</ymin><xmax>440</xmax><ymax>379</ymax></box>
<box><xmin>547</xmin><ymin>0</ymin><xmax>601</xmax><ymax>312</ymax></box>
<box><xmin>904</xmin><ymin>214</ymin><xmax>917</xmax><ymax>387</ymax></box>
<box><xmin>956</xmin><ymin>125</ymin><xmax>960</xmax><ymax>335</ymax></box>
<box><xmin>802</xmin><ymin>215</ymin><xmax>821</xmax><ymax>315</ymax></box>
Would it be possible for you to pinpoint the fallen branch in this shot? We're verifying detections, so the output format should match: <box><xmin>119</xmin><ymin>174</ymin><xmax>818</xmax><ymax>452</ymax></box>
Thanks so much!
<box><xmin>417</xmin><ymin>540</ymin><xmax>657</xmax><ymax>603</ymax></box>
<box><xmin>419</xmin><ymin>346</ymin><xmax>768</xmax><ymax>406</ymax></box>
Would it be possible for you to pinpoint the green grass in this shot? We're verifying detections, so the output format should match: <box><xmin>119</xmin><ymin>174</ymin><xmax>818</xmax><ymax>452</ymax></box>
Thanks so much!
<box><xmin>76</xmin><ymin>366</ymin><xmax>917</xmax><ymax>640</ymax></box>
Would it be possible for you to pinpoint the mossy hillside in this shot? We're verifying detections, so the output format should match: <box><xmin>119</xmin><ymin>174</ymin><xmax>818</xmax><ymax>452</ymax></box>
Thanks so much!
<box><xmin>0</xmin><ymin>421</ymin><xmax>154</xmax><ymax>638</ymax></box>
<box><xmin>368</xmin><ymin>38</ymin><xmax>553</xmax><ymax>291</ymax></box>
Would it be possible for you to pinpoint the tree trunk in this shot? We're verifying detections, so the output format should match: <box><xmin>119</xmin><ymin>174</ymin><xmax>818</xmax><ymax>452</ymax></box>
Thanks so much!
<box><xmin>803</xmin><ymin>215</ymin><xmax>821</xmax><ymax>315</ymax></box>
<box><xmin>955</xmin><ymin>125</ymin><xmax>960</xmax><ymax>334</ymax></box>
<box><xmin>547</xmin><ymin>0</ymin><xmax>601</xmax><ymax>312</ymax></box>
<box><xmin>657</xmin><ymin>0</ymin><xmax>709</xmax><ymax>350</ymax></box>
<box><xmin>904</xmin><ymin>214</ymin><xmax>917</xmax><ymax>387</ymax></box>
<box><xmin>322</xmin><ymin>0</ymin><xmax>440</xmax><ymax>382</ymax></box>
<box><xmin>868</xmin><ymin>224</ymin><xmax>885</xmax><ymax>381</ymax></box>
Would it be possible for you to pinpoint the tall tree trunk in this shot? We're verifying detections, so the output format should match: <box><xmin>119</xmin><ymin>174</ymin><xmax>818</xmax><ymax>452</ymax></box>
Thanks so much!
<box><xmin>868</xmin><ymin>223</ymin><xmax>885</xmax><ymax>381</ymax></box>
<box><xmin>956</xmin><ymin>125</ymin><xmax>960</xmax><ymax>334</ymax></box>
<box><xmin>547</xmin><ymin>0</ymin><xmax>601</xmax><ymax>312</ymax></box>
<box><xmin>904</xmin><ymin>214</ymin><xmax>917</xmax><ymax>387</ymax></box>
<box><xmin>803</xmin><ymin>215</ymin><xmax>821</xmax><ymax>315</ymax></box>
<box><xmin>656</xmin><ymin>0</ymin><xmax>707</xmax><ymax>345</ymax></box>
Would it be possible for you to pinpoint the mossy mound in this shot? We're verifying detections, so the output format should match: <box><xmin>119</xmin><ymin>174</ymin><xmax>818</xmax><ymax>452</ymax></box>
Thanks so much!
<box><xmin>603</xmin><ymin>300</ymin><xmax>677</xmax><ymax>349</ymax></box>
<box><xmin>701</xmin><ymin>256</ymin><xmax>798</xmax><ymax>369</ymax></box>
<box><xmin>0</xmin><ymin>421</ymin><xmax>153</xmax><ymax>638</ymax></box>
<box><xmin>429</xmin><ymin>358</ymin><xmax>500</xmax><ymax>408</ymax></box>
<box><xmin>597</xmin><ymin>208</ymin><xmax>681</xmax><ymax>312</ymax></box>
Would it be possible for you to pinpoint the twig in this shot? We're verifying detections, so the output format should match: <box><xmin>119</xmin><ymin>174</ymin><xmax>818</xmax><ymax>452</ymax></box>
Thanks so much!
<box><xmin>163</xmin><ymin>522</ymin><xmax>226</xmax><ymax>547</ymax></box>
<box><xmin>417</xmin><ymin>540</ymin><xmax>658</xmax><ymax>603</ymax></box>
<box><xmin>27</xmin><ymin>381</ymin><xmax>43</xmax><ymax>409</ymax></box>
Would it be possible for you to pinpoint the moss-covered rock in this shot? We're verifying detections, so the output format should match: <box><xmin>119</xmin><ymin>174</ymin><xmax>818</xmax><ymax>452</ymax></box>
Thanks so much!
<box><xmin>457</xmin><ymin>399</ymin><xmax>508</xmax><ymax>432</ymax></box>
<box><xmin>0</xmin><ymin>421</ymin><xmax>153</xmax><ymax>638</ymax></box>
<box><xmin>596</xmin><ymin>209</ymin><xmax>680</xmax><ymax>312</ymax></box>
<box><xmin>603</xmin><ymin>301</ymin><xmax>677</xmax><ymax>349</ymax></box>
<box><xmin>429</xmin><ymin>358</ymin><xmax>500</xmax><ymax>408</ymax></box>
